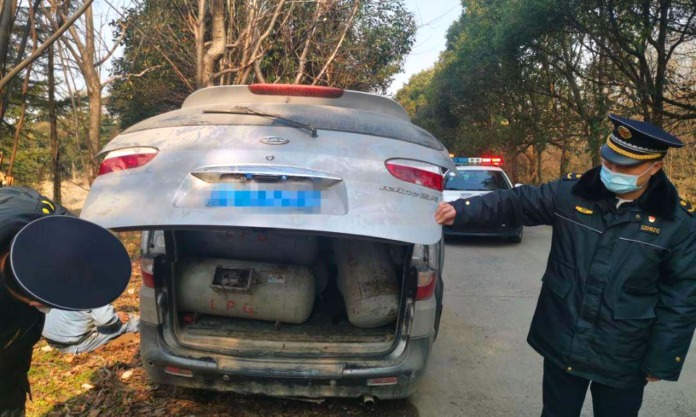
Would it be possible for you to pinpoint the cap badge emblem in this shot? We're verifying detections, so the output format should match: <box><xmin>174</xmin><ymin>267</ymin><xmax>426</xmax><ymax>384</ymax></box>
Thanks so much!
<box><xmin>648</xmin><ymin>216</ymin><xmax>656</xmax><ymax>223</ymax></box>
<box><xmin>618</xmin><ymin>126</ymin><xmax>632</xmax><ymax>140</ymax></box>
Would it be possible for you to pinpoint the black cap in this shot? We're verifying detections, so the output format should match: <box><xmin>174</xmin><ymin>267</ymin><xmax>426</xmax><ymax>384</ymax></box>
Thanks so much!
<box><xmin>600</xmin><ymin>114</ymin><xmax>684</xmax><ymax>166</ymax></box>
<box><xmin>8</xmin><ymin>216</ymin><xmax>131</xmax><ymax>310</ymax></box>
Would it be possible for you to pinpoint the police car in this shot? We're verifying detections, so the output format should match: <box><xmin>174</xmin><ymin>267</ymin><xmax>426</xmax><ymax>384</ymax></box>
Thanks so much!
<box><xmin>443</xmin><ymin>157</ymin><xmax>523</xmax><ymax>243</ymax></box>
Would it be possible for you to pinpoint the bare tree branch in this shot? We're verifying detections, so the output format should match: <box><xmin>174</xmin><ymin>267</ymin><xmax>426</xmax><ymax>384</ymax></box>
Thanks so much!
<box><xmin>0</xmin><ymin>0</ymin><xmax>95</xmax><ymax>92</ymax></box>
<box><xmin>312</xmin><ymin>0</ymin><xmax>360</xmax><ymax>85</ymax></box>
<box><xmin>295</xmin><ymin>0</ymin><xmax>322</xmax><ymax>84</ymax></box>
<box><xmin>242</xmin><ymin>0</ymin><xmax>287</xmax><ymax>83</ymax></box>
<box><xmin>104</xmin><ymin>0</ymin><xmax>194</xmax><ymax>91</ymax></box>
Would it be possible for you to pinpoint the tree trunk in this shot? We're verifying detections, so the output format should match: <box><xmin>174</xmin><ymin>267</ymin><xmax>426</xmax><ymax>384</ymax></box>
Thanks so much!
<box><xmin>650</xmin><ymin>0</ymin><xmax>671</xmax><ymax>127</ymax></box>
<box><xmin>85</xmin><ymin>75</ymin><xmax>101</xmax><ymax>179</ymax></box>
<box><xmin>80</xmin><ymin>5</ymin><xmax>101</xmax><ymax>180</ymax></box>
<box><xmin>202</xmin><ymin>0</ymin><xmax>225</xmax><ymax>87</ymax></box>
<box><xmin>0</xmin><ymin>0</ymin><xmax>16</xmax><ymax>73</ymax></box>
<box><xmin>7</xmin><ymin>66</ymin><xmax>31</xmax><ymax>181</ymax></box>
<box><xmin>559</xmin><ymin>135</ymin><xmax>568</xmax><ymax>177</ymax></box>
<box><xmin>195</xmin><ymin>0</ymin><xmax>205</xmax><ymax>88</ymax></box>
<box><xmin>295</xmin><ymin>1</ymin><xmax>322</xmax><ymax>84</ymax></box>
<box><xmin>48</xmin><ymin>43</ymin><xmax>61</xmax><ymax>203</ymax></box>
<box><xmin>0</xmin><ymin>0</ymin><xmax>40</xmax><ymax>126</ymax></box>
<box><xmin>536</xmin><ymin>146</ymin><xmax>543</xmax><ymax>184</ymax></box>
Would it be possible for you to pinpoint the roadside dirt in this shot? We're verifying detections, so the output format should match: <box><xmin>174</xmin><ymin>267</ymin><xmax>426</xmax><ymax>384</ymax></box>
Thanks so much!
<box><xmin>38</xmin><ymin>178</ymin><xmax>91</xmax><ymax>214</ymax></box>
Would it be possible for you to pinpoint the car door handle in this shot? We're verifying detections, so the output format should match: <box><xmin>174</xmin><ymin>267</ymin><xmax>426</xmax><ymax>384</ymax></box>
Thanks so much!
<box><xmin>191</xmin><ymin>165</ymin><xmax>343</xmax><ymax>187</ymax></box>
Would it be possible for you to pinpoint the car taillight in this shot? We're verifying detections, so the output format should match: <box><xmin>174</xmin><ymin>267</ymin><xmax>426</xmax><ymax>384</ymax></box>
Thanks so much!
<box><xmin>385</xmin><ymin>159</ymin><xmax>444</xmax><ymax>191</ymax></box>
<box><xmin>97</xmin><ymin>147</ymin><xmax>158</xmax><ymax>176</ymax></box>
<box><xmin>141</xmin><ymin>256</ymin><xmax>156</xmax><ymax>288</ymax></box>
<box><xmin>367</xmin><ymin>376</ymin><xmax>398</xmax><ymax>386</ymax></box>
<box><xmin>181</xmin><ymin>313</ymin><xmax>195</xmax><ymax>324</ymax></box>
<box><xmin>164</xmin><ymin>366</ymin><xmax>193</xmax><ymax>378</ymax></box>
<box><xmin>416</xmin><ymin>270</ymin><xmax>437</xmax><ymax>301</ymax></box>
<box><xmin>249</xmin><ymin>84</ymin><xmax>344</xmax><ymax>98</ymax></box>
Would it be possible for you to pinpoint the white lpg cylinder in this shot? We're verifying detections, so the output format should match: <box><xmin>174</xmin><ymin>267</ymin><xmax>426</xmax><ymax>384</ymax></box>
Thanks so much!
<box><xmin>332</xmin><ymin>239</ymin><xmax>400</xmax><ymax>328</ymax></box>
<box><xmin>176</xmin><ymin>257</ymin><xmax>315</xmax><ymax>324</ymax></box>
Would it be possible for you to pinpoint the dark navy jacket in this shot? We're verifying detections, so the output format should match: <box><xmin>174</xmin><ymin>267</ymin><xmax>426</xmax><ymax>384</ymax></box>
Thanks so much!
<box><xmin>449</xmin><ymin>166</ymin><xmax>696</xmax><ymax>388</ymax></box>
<box><xmin>0</xmin><ymin>186</ymin><xmax>68</xmax><ymax>411</ymax></box>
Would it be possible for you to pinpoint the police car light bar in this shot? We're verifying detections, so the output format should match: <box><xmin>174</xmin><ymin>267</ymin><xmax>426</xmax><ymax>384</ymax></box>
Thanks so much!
<box><xmin>452</xmin><ymin>157</ymin><xmax>503</xmax><ymax>166</ymax></box>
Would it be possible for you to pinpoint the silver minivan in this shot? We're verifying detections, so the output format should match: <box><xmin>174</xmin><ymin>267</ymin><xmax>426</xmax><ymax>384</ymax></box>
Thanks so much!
<box><xmin>81</xmin><ymin>84</ymin><xmax>454</xmax><ymax>399</ymax></box>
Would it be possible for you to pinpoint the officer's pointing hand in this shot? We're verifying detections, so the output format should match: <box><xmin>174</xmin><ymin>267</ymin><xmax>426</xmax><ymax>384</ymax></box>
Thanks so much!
<box><xmin>435</xmin><ymin>202</ymin><xmax>456</xmax><ymax>226</ymax></box>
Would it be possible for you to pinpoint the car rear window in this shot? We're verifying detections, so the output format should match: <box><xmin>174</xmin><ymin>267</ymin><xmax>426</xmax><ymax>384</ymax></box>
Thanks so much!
<box><xmin>445</xmin><ymin>170</ymin><xmax>510</xmax><ymax>191</ymax></box>
<box><xmin>122</xmin><ymin>104</ymin><xmax>444</xmax><ymax>151</ymax></box>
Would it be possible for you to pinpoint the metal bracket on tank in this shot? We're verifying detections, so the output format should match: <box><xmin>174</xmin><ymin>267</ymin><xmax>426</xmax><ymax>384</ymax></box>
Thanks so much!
<box><xmin>210</xmin><ymin>266</ymin><xmax>253</xmax><ymax>294</ymax></box>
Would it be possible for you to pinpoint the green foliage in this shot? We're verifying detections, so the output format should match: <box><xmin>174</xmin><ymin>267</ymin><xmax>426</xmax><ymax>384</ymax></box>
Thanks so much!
<box><xmin>108</xmin><ymin>0</ymin><xmax>416</xmax><ymax>128</ymax></box>
<box><xmin>395</xmin><ymin>68</ymin><xmax>435</xmax><ymax>119</ymax></box>
<box><xmin>107</xmin><ymin>0</ymin><xmax>195</xmax><ymax>129</ymax></box>
<box><xmin>340</xmin><ymin>1</ymin><xmax>417</xmax><ymax>92</ymax></box>
<box><xmin>0</xmin><ymin>79</ymin><xmax>52</xmax><ymax>186</ymax></box>
<box><xmin>397</xmin><ymin>0</ymin><xmax>696</xmax><ymax>185</ymax></box>
<box><xmin>416</xmin><ymin>0</ymin><xmax>544</xmax><ymax>157</ymax></box>
<box><xmin>0</xmin><ymin>3</ymin><xmax>99</xmax><ymax>186</ymax></box>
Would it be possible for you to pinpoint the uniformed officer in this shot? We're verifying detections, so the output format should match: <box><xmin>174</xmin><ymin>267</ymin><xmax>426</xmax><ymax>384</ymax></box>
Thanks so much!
<box><xmin>435</xmin><ymin>114</ymin><xmax>696</xmax><ymax>417</ymax></box>
<box><xmin>0</xmin><ymin>186</ymin><xmax>131</xmax><ymax>416</ymax></box>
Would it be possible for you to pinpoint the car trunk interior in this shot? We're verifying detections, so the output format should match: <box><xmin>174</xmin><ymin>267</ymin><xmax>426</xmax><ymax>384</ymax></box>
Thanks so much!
<box><xmin>156</xmin><ymin>229</ymin><xmax>414</xmax><ymax>356</ymax></box>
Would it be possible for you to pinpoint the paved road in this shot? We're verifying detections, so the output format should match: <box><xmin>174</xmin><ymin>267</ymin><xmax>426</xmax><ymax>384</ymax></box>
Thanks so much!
<box><xmin>412</xmin><ymin>225</ymin><xmax>696</xmax><ymax>417</ymax></box>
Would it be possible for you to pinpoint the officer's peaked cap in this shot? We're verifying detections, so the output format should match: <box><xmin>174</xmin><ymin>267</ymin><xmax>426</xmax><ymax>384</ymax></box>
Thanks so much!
<box><xmin>601</xmin><ymin>114</ymin><xmax>683</xmax><ymax>166</ymax></box>
<box><xmin>8</xmin><ymin>216</ymin><xmax>131</xmax><ymax>310</ymax></box>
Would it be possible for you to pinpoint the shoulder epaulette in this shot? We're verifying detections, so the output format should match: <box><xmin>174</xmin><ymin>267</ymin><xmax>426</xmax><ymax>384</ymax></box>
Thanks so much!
<box><xmin>563</xmin><ymin>173</ymin><xmax>582</xmax><ymax>181</ymax></box>
<box><xmin>40</xmin><ymin>198</ymin><xmax>56</xmax><ymax>214</ymax></box>
<box><xmin>679</xmin><ymin>198</ymin><xmax>695</xmax><ymax>216</ymax></box>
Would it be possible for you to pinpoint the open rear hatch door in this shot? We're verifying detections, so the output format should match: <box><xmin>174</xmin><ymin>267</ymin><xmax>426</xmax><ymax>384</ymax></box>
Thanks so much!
<box><xmin>80</xmin><ymin>86</ymin><xmax>454</xmax><ymax>245</ymax></box>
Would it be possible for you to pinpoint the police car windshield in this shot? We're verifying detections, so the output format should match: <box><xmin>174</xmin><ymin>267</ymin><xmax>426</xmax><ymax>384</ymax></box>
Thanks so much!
<box><xmin>445</xmin><ymin>170</ymin><xmax>509</xmax><ymax>191</ymax></box>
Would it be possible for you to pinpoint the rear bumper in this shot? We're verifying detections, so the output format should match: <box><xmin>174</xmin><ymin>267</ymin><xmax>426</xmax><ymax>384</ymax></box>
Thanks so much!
<box><xmin>443</xmin><ymin>225</ymin><xmax>522</xmax><ymax>238</ymax></box>
<box><xmin>140</xmin><ymin>322</ymin><xmax>433</xmax><ymax>399</ymax></box>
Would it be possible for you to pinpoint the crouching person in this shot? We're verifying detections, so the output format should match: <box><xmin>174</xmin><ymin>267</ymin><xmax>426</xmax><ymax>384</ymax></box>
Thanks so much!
<box><xmin>43</xmin><ymin>304</ymin><xmax>140</xmax><ymax>354</ymax></box>
<box><xmin>0</xmin><ymin>186</ymin><xmax>131</xmax><ymax>416</ymax></box>
<box><xmin>1</xmin><ymin>187</ymin><xmax>70</xmax><ymax>416</ymax></box>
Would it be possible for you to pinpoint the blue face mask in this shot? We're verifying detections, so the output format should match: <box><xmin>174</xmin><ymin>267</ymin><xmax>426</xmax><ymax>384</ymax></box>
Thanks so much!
<box><xmin>600</xmin><ymin>163</ymin><xmax>655</xmax><ymax>194</ymax></box>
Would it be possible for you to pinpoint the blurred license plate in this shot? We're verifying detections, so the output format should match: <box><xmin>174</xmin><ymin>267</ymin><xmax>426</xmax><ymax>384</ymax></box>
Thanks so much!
<box><xmin>207</xmin><ymin>188</ymin><xmax>322</xmax><ymax>208</ymax></box>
